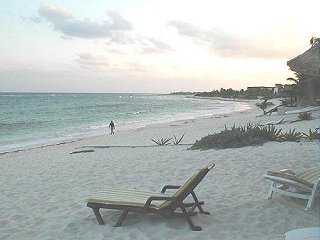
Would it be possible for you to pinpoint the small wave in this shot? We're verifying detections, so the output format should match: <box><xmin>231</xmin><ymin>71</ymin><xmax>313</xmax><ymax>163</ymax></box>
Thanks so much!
<box><xmin>88</xmin><ymin>124</ymin><xmax>108</xmax><ymax>130</ymax></box>
<box><xmin>0</xmin><ymin>94</ymin><xmax>35</xmax><ymax>97</ymax></box>
<box><xmin>0</xmin><ymin>120</ymin><xmax>48</xmax><ymax>129</ymax></box>
<box><xmin>62</xmin><ymin>103</ymin><xmax>124</xmax><ymax>110</ymax></box>
<box><xmin>132</xmin><ymin>111</ymin><xmax>144</xmax><ymax>115</ymax></box>
<box><xmin>0</xmin><ymin>94</ymin><xmax>18</xmax><ymax>97</ymax></box>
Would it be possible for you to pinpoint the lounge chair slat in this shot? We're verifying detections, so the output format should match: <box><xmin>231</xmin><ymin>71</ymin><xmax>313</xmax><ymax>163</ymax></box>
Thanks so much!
<box><xmin>264</xmin><ymin>167</ymin><xmax>320</xmax><ymax>211</ymax></box>
<box><xmin>296</xmin><ymin>168</ymin><xmax>320</xmax><ymax>183</ymax></box>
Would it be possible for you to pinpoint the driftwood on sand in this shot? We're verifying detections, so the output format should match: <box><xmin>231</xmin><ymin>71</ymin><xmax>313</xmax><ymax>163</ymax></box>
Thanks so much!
<box><xmin>69</xmin><ymin>149</ymin><xmax>95</xmax><ymax>154</ymax></box>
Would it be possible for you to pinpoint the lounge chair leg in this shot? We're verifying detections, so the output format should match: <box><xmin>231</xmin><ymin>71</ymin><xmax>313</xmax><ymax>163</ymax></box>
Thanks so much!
<box><xmin>114</xmin><ymin>210</ymin><xmax>128</xmax><ymax>227</ymax></box>
<box><xmin>190</xmin><ymin>192</ymin><xmax>210</xmax><ymax>215</ymax></box>
<box><xmin>180</xmin><ymin>205</ymin><xmax>202</xmax><ymax>231</ymax></box>
<box><xmin>305</xmin><ymin>179</ymin><xmax>320</xmax><ymax>211</ymax></box>
<box><xmin>196</xmin><ymin>204</ymin><xmax>210</xmax><ymax>215</ymax></box>
<box><xmin>92</xmin><ymin>207</ymin><xmax>105</xmax><ymax>225</ymax></box>
<box><xmin>266</xmin><ymin>182</ymin><xmax>276</xmax><ymax>199</ymax></box>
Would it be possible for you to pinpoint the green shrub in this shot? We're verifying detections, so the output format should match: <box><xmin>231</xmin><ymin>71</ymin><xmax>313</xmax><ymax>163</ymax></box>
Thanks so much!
<box><xmin>189</xmin><ymin>125</ymin><xmax>268</xmax><ymax>150</ymax></box>
<box><xmin>189</xmin><ymin>123</ymin><xmax>317</xmax><ymax>150</ymax></box>
<box><xmin>279</xmin><ymin>129</ymin><xmax>303</xmax><ymax>142</ymax></box>
<box><xmin>298</xmin><ymin>112</ymin><xmax>313</xmax><ymax>121</ymax></box>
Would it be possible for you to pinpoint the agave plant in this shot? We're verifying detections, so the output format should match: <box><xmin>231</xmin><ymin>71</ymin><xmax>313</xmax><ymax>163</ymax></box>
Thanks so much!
<box><xmin>280</xmin><ymin>129</ymin><xmax>303</xmax><ymax>142</ymax></box>
<box><xmin>238</xmin><ymin>123</ymin><xmax>257</xmax><ymax>133</ymax></box>
<box><xmin>298</xmin><ymin>112</ymin><xmax>313</xmax><ymax>121</ymax></box>
<box><xmin>151</xmin><ymin>137</ymin><xmax>172</xmax><ymax>146</ymax></box>
<box><xmin>173</xmin><ymin>133</ymin><xmax>185</xmax><ymax>145</ymax></box>
<box><xmin>230</xmin><ymin>124</ymin><xmax>237</xmax><ymax>131</ymax></box>
<box><xmin>260</xmin><ymin>125</ymin><xmax>282</xmax><ymax>141</ymax></box>
<box><xmin>302</xmin><ymin>129</ymin><xmax>320</xmax><ymax>140</ymax></box>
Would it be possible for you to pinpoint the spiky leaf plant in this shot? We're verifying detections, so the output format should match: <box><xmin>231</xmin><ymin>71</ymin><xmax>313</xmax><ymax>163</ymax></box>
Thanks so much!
<box><xmin>173</xmin><ymin>133</ymin><xmax>185</xmax><ymax>145</ymax></box>
<box><xmin>298</xmin><ymin>112</ymin><xmax>313</xmax><ymax>121</ymax></box>
<box><xmin>280</xmin><ymin>129</ymin><xmax>303</xmax><ymax>142</ymax></box>
<box><xmin>302</xmin><ymin>129</ymin><xmax>320</xmax><ymax>140</ymax></box>
<box><xmin>259</xmin><ymin>125</ymin><xmax>282</xmax><ymax>141</ymax></box>
<box><xmin>151</xmin><ymin>137</ymin><xmax>172</xmax><ymax>145</ymax></box>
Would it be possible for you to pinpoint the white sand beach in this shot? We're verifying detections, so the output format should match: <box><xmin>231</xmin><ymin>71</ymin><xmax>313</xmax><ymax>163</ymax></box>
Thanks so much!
<box><xmin>1</xmin><ymin>102</ymin><xmax>319</xmax><ymax>240</ymax></box>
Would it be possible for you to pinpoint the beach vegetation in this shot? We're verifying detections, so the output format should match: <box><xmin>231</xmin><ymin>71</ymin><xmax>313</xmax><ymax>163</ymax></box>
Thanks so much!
<box><xmin>297</xmin><ymin>112</ymin><xmax>313</xmax><ymax>121</ymax></box>
<box><xmin>255</xmin><ymin>99</ymin><xmax>274</xmax><ymax>115</ymax></box>
<box><xmin>189</xmin><ymin>123</ymin><xmax>319</xmax><ymax>150</ymax></box>
<box><xmin>189</xmin><ymin>124</ymin><xmax>268</xmax><ymax>150</ymax></box>
<box><xmin>193</xmin><ymin>87</ymin><xmax>277</xmax><ymax>99</ymax></box>
<box><xmin>302</xmin><ymin>129</ymin><xmax>320</xmax><ymax>140</ymax></box>
<box><xmin>173</xmin><ymin>133</ymin><xmax>185</xmax><ymax>145</ymax></box>
<box><xmin>259</xmin><ymin>125</ymin><xmax>282</xmax><ymax>141</ymax></box>
<box><xmin>194</xmin><ymin>88</ymin><xmax>246</xmax><ymax>99</ymax></box>
<box><xmin>310</xmin><ymin>36</ymin><xmax>320</xmax><ymax>46</ymax></box>
<box><xmin>151</xmin><ymin>137</ymin><xmax>172</xmax><ymax>146</ymax></box>
<box><xmin>279</xmin><ymin>129</ymin><xmax>303</xmax><ymax>142</ymax></box>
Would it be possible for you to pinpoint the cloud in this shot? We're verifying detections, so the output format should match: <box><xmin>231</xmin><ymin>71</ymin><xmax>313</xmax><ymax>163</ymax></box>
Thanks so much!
<box><xmin>107</xmin><ymin>33</ymin><xmax>172</xmax><ymax>54</ymax></box>
<box><xmin>204</xmin><ymin>28</ymin><xmax>251</xmax><ymax>56</ymax></box>
<box><xmin>21</xmin><ymin>15</ymin><xmax>42</xmax><ymax>23</ymax></box>
<box><xmin>38</xmin><ymin>4</ymin><xmax>171</xmax><ymax>54</ymax></box>
<box><xmin>126</xmin><ymin>62</ymin><xmax>148</xmax><ymax>72</ymax></box>
<box><xmin>39</xmin><ymin>5</ymin><xmax>73</xmax><ymax>20</ymax></box>
<box><xmin>106</xmin><ymin>11</ymin><xmax>133</xmax><ymax>31</ymax></box>
<box><xmin>168</xmin><ymin>20</ymin><xmax>292</xmax><ymax>59</ymax></box>
<box><xmin>76</xmin><ymin>53</ymin><xmax>109</xmax><ymax>68</ymax></box>
<box><xmin>107</xmin><ymin>32</ymin><xmax>137</xmax><ymax>45</ymax></box>
<box><xmin>39</xmin><ymin>5</ymin><xmax>132</xmax><ymax>39</ymax></box>
<box><xmin>167</xmin><ymin>21</ymin><xmax>203</xmax><ymax>38</ymax></box>
<box><xmin>141</xmin><ymin>37</ymin><xmax>172</xmax><ymax>53</ymax></box>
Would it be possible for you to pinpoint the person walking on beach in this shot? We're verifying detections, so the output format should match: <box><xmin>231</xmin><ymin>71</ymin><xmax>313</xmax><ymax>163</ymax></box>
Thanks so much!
<box><xmin>109</xmin><ymin>120</ymin><xmax>115</xmax><ymax>134</ymax></box>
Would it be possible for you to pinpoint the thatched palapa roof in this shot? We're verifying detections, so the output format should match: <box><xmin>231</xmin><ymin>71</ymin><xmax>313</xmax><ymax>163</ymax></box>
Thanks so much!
<box><xmin>287</xmin><ymin>43</ymin><xmax>320</xmax><ymax>77</ymax></box>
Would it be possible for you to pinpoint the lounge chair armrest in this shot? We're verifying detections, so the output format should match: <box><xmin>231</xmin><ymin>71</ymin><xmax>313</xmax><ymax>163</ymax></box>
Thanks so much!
<box><xmin>144</xmin><ymin>196</ymin><xmax>176</xmax><ymax>209</ymax></box>
<box><xmin>161</xmin><ymin>185</ymin><xmax>181</xmax><ymax>193</ymax></box>
<box><xmin>280</xmin><ymin>169</ymin><xmax>296</xmax><ymax>175</ymax></box>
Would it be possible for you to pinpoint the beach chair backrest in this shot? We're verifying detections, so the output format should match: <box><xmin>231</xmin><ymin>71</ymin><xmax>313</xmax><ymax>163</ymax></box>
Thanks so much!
<box><xmin>159</xmin><ymin>164</ymin><xmax>214</xmax><ymax>209</ymax></box>
<box><xmin>296</xmin><ymin>167</ymin><xmax>320</xmax><ymax>185</ymax></box>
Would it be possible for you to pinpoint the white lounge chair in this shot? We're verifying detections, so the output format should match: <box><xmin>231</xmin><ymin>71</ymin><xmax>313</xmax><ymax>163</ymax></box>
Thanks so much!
<box><xmin>263</xmin><ymin>167</ymin><xmax>320</xmax><ymax>211</ymax></box>
<box><xmin>282</xmin><ymin>227</ymin><xmax>320</xmax><ymax>240</ymax></box>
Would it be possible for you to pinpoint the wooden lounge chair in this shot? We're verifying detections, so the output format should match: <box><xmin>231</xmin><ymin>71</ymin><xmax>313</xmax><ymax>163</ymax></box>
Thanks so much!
<box><xmin>263</xmin><ymin>167</ymin><xmax>320</xmax><ymax>211</ymax></box>
<box><xmin>87</xmin><ymin>164</ymin><xmax>214</xmax><ymax>231</ymax></box>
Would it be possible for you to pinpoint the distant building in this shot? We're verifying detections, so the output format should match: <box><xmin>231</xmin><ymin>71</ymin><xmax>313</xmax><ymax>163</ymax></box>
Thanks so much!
<box><xmin>246</xmin><ymin>86</ymin><xmax>273</xmax><ymax>96</ymax></box>
<box><xmin>273</xmin><ymin>84</ymin><xmax>283</xmax><ymax>94</ymax></box>
<box><xmin>283</xmin><ymin>84</ymin><xmax>294</xmax><ymax>91</ymax></box>
<box><xmin>247</xmin><ymin>84</ymin><xmax>288</xmax><ymax>96</ymax></box>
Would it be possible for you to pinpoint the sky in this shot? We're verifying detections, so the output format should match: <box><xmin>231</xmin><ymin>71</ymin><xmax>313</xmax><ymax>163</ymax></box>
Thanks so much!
<box><xmin>0</xmin><ymin>0</ymin><xmax>319</xmax><ymax>93</ymax></box>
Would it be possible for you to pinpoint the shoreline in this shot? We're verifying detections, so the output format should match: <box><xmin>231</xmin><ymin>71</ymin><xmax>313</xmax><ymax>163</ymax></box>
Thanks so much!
<box><xmin>1</xmin><ymin>101</ymin><xmax>319</xmax><ymax>240</ymax></box>
<box><xmin>0</xmin><ymin>98</ymin><xmax>254</xmax><ymax>155</ymax></box>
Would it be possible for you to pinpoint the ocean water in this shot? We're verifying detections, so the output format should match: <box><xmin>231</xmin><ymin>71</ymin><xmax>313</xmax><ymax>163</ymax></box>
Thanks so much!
<box><xmin>0</xmin><ymin>92</ymin><xmax>251</xmax><ymax>152</ymax></box>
